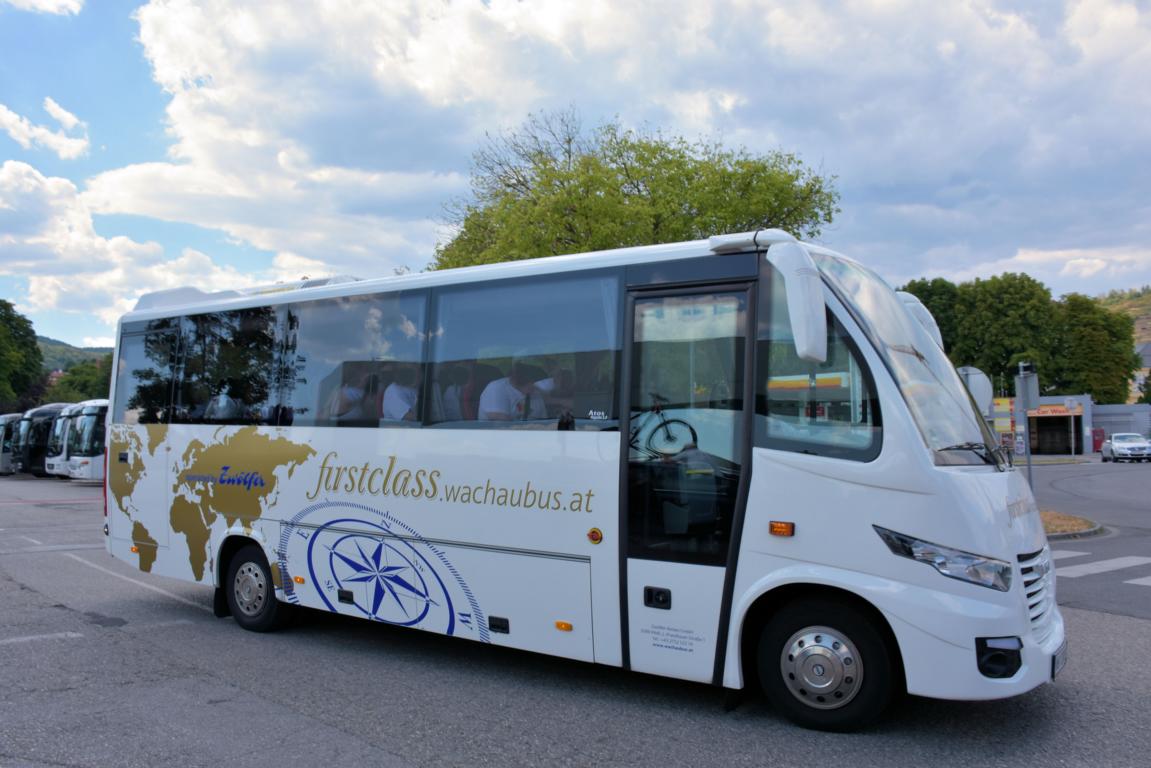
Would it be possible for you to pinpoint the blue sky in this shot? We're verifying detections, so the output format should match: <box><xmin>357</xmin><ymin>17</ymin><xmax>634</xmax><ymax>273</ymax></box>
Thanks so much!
<box><xmin>2</xmin><ymin>0</ymin><xmax>1150</xmax><ymax>348</ymax></box>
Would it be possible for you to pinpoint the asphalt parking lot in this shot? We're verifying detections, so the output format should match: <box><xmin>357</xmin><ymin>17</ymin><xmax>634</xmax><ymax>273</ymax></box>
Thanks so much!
<box><xmin>2</xmin><ymin>468</ymin><xmax>1150</xmax><ymax>768</ymax></box>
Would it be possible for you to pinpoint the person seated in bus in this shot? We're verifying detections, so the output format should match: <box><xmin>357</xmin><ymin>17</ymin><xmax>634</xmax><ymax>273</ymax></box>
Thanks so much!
<box><xmin>328</xmin><ymin>372</ymin><xmax>380</xmax><ymax>423</ymax></box>
<box><xmin>382</xmin><ymin>365</ymin><xmax>420</xmax><ymax>421</ymax></box>
<box><xmin>478</xmin><ymin>360</ymin><xmax>547</xmax><ymax>421</ymax></box>
<box><xmin>437</xmin><ymin>364</ymin><xmax>469</xmax><ymax>422</ymax></box>
<box><xmin>533</xmin><ymin>359</ymin><xmax>576</xmax><ymax>417</ymax></box>
<box><xmin>204</xmin><ymin>380</ymin><xmax>241</xmax><ymax>423</ymax></box>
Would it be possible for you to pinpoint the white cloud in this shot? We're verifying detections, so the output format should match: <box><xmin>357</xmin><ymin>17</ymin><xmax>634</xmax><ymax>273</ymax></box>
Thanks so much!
<box><xmin>0</xmin><ymin>98</ymin><xmax>89</xmax><ymax>159</ymax></box>
<box><xmin>1</xmin><ymin>0</ymin><xmax>82</xmax><ymax>14</ymax></box>
<box><xmin>902</xmin><ymin>245</ymin><xmax>1151</xmax><ymax>297</ymax></box>
<box><xmin>42</xmin><ymin>97</ymin><xmax>82</xmax><ymax>131</ymax></box>
<box><xmin>7</xmin><ymin>0</ymin><xmax>1149</xmax><ymax>345</ymax></box>
<box><xmin>0</xmin><ymin>160</ymin><xmax>289</xmax><ymax>332</ymax></box>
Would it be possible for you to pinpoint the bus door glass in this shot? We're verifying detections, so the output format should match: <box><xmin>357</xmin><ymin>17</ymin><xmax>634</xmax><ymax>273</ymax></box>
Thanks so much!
<box><xmin>624</xmin><ymin>286</ymin><xmax>750</xmax><ymax>683</ymax></box>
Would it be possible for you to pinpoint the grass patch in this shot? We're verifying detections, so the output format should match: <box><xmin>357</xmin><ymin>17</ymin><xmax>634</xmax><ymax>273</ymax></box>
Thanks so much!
<box><xmin>1041</xmin><ymin>509</ymin><xmax>1095</xmax><ymax>535</ymax></box>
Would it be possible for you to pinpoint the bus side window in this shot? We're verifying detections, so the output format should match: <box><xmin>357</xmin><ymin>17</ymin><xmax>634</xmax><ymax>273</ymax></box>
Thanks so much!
<box><xmin>755</xmin><ymin>267</ymin><xmax>882</xmax><ymax>460</ymax></box>
<box><xmin>427</xmin><ymin>272</ymin><xmax>621</xmax><ymax>430</ymax></box>
<box><xmin>282</xmin><ymin>291</ymin><xmax>427</xmax><ymax>428</ymax></box>
<box><xmin>113</xmin><ymin>324</ymin><xmax>179</xmax><ymax>425</ymax></box>
<box><xmin>175</xmin><ymin>309</ymin><xmax>279</xmax><ymax>426</ymax></box>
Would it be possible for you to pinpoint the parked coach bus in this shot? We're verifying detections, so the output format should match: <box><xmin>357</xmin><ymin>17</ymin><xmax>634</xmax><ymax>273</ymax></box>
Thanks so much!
<box><xmin>1</xmin><ymin>413</ymin><xmax>22</xmax><ymax>474</ymax></box>
<box><xmin>14</xmin><ymin>403</ymin><xmax>70</xmax><ymax>475</ymax></box>
<box><xmin>105</xmin><ymin>230</ymin><xmax>1065</xmax><ymax>731</ymax></box>
<box><xmin>45</xmin><ymin>402</ymin><xmax>82</xmax><ymax>477</ymax></box>
<box><xmin>67</xmin><ymin>399</ymin><xmax>108</xmax><ymax>482</ymax></box>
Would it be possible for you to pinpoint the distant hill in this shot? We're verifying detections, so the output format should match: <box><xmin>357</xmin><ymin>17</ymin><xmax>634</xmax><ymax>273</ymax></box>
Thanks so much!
<box><xmin>37</xmin><ymin>336</ymin><xmax>113</xmax><ymax>371</ymax></box>
<box><xmin>1098</xmin><ymin>287</ymin><xmax>1151</xmax><ymax>347</ymax></box>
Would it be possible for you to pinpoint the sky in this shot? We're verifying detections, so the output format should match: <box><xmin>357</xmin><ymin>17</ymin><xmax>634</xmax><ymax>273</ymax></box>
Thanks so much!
<box><xmin>1</xmin><ymin>0</ymin><xmax>1149</xmax><ymax>349</ymax></box>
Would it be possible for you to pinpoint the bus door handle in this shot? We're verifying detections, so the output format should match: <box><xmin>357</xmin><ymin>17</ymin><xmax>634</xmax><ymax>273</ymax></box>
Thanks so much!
<box><xmin>644</xmin><ymin>586</ymin><xmax>671</xmax><ymax>610</ymax></box>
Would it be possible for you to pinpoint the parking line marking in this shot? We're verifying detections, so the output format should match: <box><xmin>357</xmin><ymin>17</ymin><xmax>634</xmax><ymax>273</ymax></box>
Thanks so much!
<box><xmin>1051</xmin><ymin>550</ymin><xmax>1090</xmax><ymax>561</ymax></box>
<box><xmin>61</xmin><ymin>553</ymin><xmax>211</xmax><ymax>612</ymax></box>
<box><xmin>1056</xmin><ymin>556</ymin><xmax>1151</xmax><ymax>578</ymax></box>
<box><xmin>0</xmin><ymin>632</ymin><xmax>84</xmax><ymax>645</ymax></box>
<box><xmin>19</xmin><ymin>536</ymin><xmax>43</xmax><ymax>546</ymax></box>
<box><xmin>1123</xmin><ymin>575</ymin><xmax>1151</xmax><ymax>587</ymax></box>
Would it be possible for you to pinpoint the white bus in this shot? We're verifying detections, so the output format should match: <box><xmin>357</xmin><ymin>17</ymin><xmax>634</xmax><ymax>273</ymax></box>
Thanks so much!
<box><xmin>105</xmin><ymin>229</ymin><xmax>1065</xmax><ymax>731</ymax></box>
<box><xmin>0</xmin><ymin>413</ymin><xmax>22</xmax><ymax>475</ymax></box>
<box><xmin>67</xmin><ymin>399</ymin><xmax>109</xmax><ymax>483</ymax></box>
<box><xmin>44</xmin><ymin>402</ymin><xmax>81</xmax><ymax>477</ymax></box>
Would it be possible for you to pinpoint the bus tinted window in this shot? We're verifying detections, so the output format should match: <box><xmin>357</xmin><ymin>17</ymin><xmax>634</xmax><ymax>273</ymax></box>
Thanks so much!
<box><xmin>113</xmin><ymin>322</ymin><xmax>179</xmax><ymax>424</ymax></box>
<box><xmin>283</xmin><ymin>291</ymin><xmax>427</xmax><ymax>428</ymax></box>
<box><xmin>428</xmin><ymin>273</ymin><xmax>620</xmax><ymax>429</ymax></box>
<box><xmin>175</xmin><ymin>308</ymin><xmax>280</xmax><ymax>425</ymax></box>
<box><xmin>755</xmin><ymin>266</ymin><xmax>881</xmax><ymax>460</ymax></box>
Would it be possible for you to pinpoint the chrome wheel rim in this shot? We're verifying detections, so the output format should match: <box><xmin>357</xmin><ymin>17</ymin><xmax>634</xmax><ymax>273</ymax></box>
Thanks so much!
<box><xmin>233</xmin><ymin>561</ymin><xmax>267</xmax><ymax>617</ymax></box>
<box><xmin>779</xmin><ymin>625</ymin><xmax>863</xmax><ymax>710</ymax></box>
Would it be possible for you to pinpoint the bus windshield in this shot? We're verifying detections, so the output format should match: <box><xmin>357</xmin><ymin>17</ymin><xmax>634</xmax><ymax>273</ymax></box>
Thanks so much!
<box><xmin>812</xmin><ymin>252</ymin><xmax>1002</xmax><ymax>467</ymax></box>
<box><xmin>69</xmin><ymin>408</ymin><xmax>106</xmax><ymax>457</ymax></box>
<box><xmin>46</xmin><ymin>415</ymin><xmax>68</xmax><ymax>457</ymax></box>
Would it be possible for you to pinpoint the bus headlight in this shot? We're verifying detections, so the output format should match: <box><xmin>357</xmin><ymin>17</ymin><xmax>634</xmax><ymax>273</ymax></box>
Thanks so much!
<box><xmin>873</xmin><ymin>526</ymin><xmax>1012</xmax><ymax>592</ymax></box>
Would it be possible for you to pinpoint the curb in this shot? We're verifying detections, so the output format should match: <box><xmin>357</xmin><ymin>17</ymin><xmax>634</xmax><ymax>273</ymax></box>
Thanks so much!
<box><xmin>1047</xmin><ymin>523</ymin><xmax>1106</xmax><ymax>541</ymax></box>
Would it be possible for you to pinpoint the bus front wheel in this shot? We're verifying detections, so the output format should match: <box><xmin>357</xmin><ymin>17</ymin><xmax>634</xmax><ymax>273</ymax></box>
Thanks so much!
<box><xmin>757</xmin><ymin>598</ymin><xmax>895</xmax><ymax>732</ymax></box>
<box><xmin>226</xmin><ymin>544</ymin><xmax>287</xmax><ymax>632</ymax></box>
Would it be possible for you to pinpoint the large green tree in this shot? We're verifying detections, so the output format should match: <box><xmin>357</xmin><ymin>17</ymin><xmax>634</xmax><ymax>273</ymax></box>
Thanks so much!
<box><xmin>432</xmin><ymin>110</ymin><xmax>840</xmax><ymax>269</ymax></box>
<box><xmin>901</xmin><ymin>276</ymin><xmax>1138</xmax><ymax>403</ymax></box>
<box><xmin>949</xmin><ymin>273</ymin><xmax>1055</xmax><ymax>390</ymax></box>
<box><xmin>43</xmin><ymin>353</ymin><xmax>113</xmax><ymax>403</ymax></box>
<box><xmin>1</xmin><ymin>300</ymin><xmax>44</xmax><ymax>409</ymax></box>
<box><xmin>1047</xmin><ymin>294</ymin><xmax>1139</xmax><ymax>404</ymax></box>
<box><xmin>900</xmin><ymin>277</ymin><xmax>960</xmax><ymax>353</ymax></box>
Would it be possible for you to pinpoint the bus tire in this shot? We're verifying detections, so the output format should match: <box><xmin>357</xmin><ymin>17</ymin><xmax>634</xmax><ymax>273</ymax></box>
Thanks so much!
<box><xmin>757</xmin><ymin>598</ymin><xmax>894</xmax><ymax>732</ymax></box>
<box><xmin>226</xmin><ymin>544</ymin><xmax>286</xmax><ymax>632</ymax></box>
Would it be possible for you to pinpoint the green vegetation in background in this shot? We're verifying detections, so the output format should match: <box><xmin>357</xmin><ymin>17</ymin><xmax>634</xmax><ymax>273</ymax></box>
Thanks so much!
<box><xmin>1</xmin><ymin>300</ymin><xmax>43</xmax><ymax>408</ymax></box>
<box><xmin>432</xmin><ymin>109</ymin><xmax>840</xmax><ymax>270</ymax></box>
<box><xmin>1097</xmin><ymin>286</ymin><xmax>1151</xmax><ymax>347</ymax></box>
<box><xmin>38</xmin><ymin>336</ymin><xmax>113</xmax><ymax>372</ymax></box>
<box><xmin>901</xmin><ymin>275</ymin><xmax>1140</xmax><ymax>404</ymax></box>
<box><xmin>43</xmin><ymin>354</ymin><xmax>113</xmax><ymax>403</ymax></box>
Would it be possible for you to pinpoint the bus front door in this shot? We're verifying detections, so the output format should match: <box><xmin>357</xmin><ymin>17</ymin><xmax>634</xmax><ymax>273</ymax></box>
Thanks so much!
<box><xmin>623</xmin><ymin>286</ymin><xmax>751</xmax><ymax>683</ymax></box>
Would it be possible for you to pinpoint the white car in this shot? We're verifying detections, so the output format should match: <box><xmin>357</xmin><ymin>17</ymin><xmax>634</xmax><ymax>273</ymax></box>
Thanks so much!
<box><xmin>1101</xmin><ymin>432</ymin><xmax>1151</xmax><ymax>463</ymax></box>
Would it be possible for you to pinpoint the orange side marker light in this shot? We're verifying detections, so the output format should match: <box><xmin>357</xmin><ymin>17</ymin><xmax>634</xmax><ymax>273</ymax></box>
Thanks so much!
<box><xmin>555</xmin><ymin>621</ymin><xmax>573</xmax><ymax>632</ymax></box>
<box><xmin>769</xmin><ymin>521</ymin><xmax>795</xmax><ymax>537</ymax></box>
<box><xmin>293</xmin><ymin>576</ymin><xmax>306</xmax><ymax>585</ymax></box>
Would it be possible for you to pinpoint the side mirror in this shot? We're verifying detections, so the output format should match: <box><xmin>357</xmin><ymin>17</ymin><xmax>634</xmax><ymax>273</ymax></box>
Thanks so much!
<box><xmin>767</xmin><ymin>242</ymin><xmax>827</xmax><ymax>363</ymax></box>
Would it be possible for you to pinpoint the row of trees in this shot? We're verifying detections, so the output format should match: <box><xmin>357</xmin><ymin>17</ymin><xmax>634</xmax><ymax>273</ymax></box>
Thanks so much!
<box><xmin>1</xmin><ymin>300</ymin><xmax>44</xmax><ymax>409</ymax></box>
<box><xmin>1</xmin><ymin>299</ymin><xmax>111</xmax><ymax>412</ymax></box>
<box><xmin>901</xmin><ymin>275</ymin><xmax>1142</xmax><ymax>404</ymax></box>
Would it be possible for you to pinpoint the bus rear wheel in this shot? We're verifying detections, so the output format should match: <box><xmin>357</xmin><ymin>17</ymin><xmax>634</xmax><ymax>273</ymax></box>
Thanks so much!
<box><xmin>758</xmin><ymin>598</ymin><xmax>895</xmax><ymax>732</ymax></box>
<box><xmin>226</xmin><ymin>544</ymin><xmax>287</xmax><ymax>632</ymax></box>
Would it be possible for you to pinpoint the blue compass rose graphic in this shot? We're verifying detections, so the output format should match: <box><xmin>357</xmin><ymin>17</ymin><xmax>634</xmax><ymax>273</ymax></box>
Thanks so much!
<box><xmin>328</xmin><ymin>534</ymin><xmax>435</xmax><ymax>625</ymax></box>
<box><xmin>288</xmin><ymin>506</ymin><xmax>486</xmax><ymax>639</ymax></box>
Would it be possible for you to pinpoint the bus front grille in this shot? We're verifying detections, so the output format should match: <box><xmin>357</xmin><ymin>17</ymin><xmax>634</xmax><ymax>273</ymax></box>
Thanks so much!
<box><xmin>1018</xmin><ymin>547</ymin><xmax>1056</xmax><ymax>644</ymax></box>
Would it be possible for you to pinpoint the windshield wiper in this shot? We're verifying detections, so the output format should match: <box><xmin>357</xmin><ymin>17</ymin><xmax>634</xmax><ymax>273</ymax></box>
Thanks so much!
<box><xmin>887</xmin><ymin>343</ymin><xmax>927</xmax><ymax>363</ymax></box>
<box><xmin>938</xmin><ymin>442</ymin><xmax>998</xmax><ymax>466</ymax></box>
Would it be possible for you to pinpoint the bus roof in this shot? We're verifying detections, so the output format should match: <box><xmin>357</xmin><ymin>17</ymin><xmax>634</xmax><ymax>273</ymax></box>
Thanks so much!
<box><xmin>21</xmin><ymin>403</ymin><xmax>73</xmax><ymax>419</ymax></box>
<box><xmin>121</xmin><ymin>229</ymin><xmax>847</xmax><ymax>324</ymax></box>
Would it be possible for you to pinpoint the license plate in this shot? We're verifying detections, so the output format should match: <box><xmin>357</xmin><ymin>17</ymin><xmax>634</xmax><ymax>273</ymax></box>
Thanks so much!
<box><xmin>1052</xmin><ymin>639</ymin><xmax>1068</xmax><ymax>680</ymax></box>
